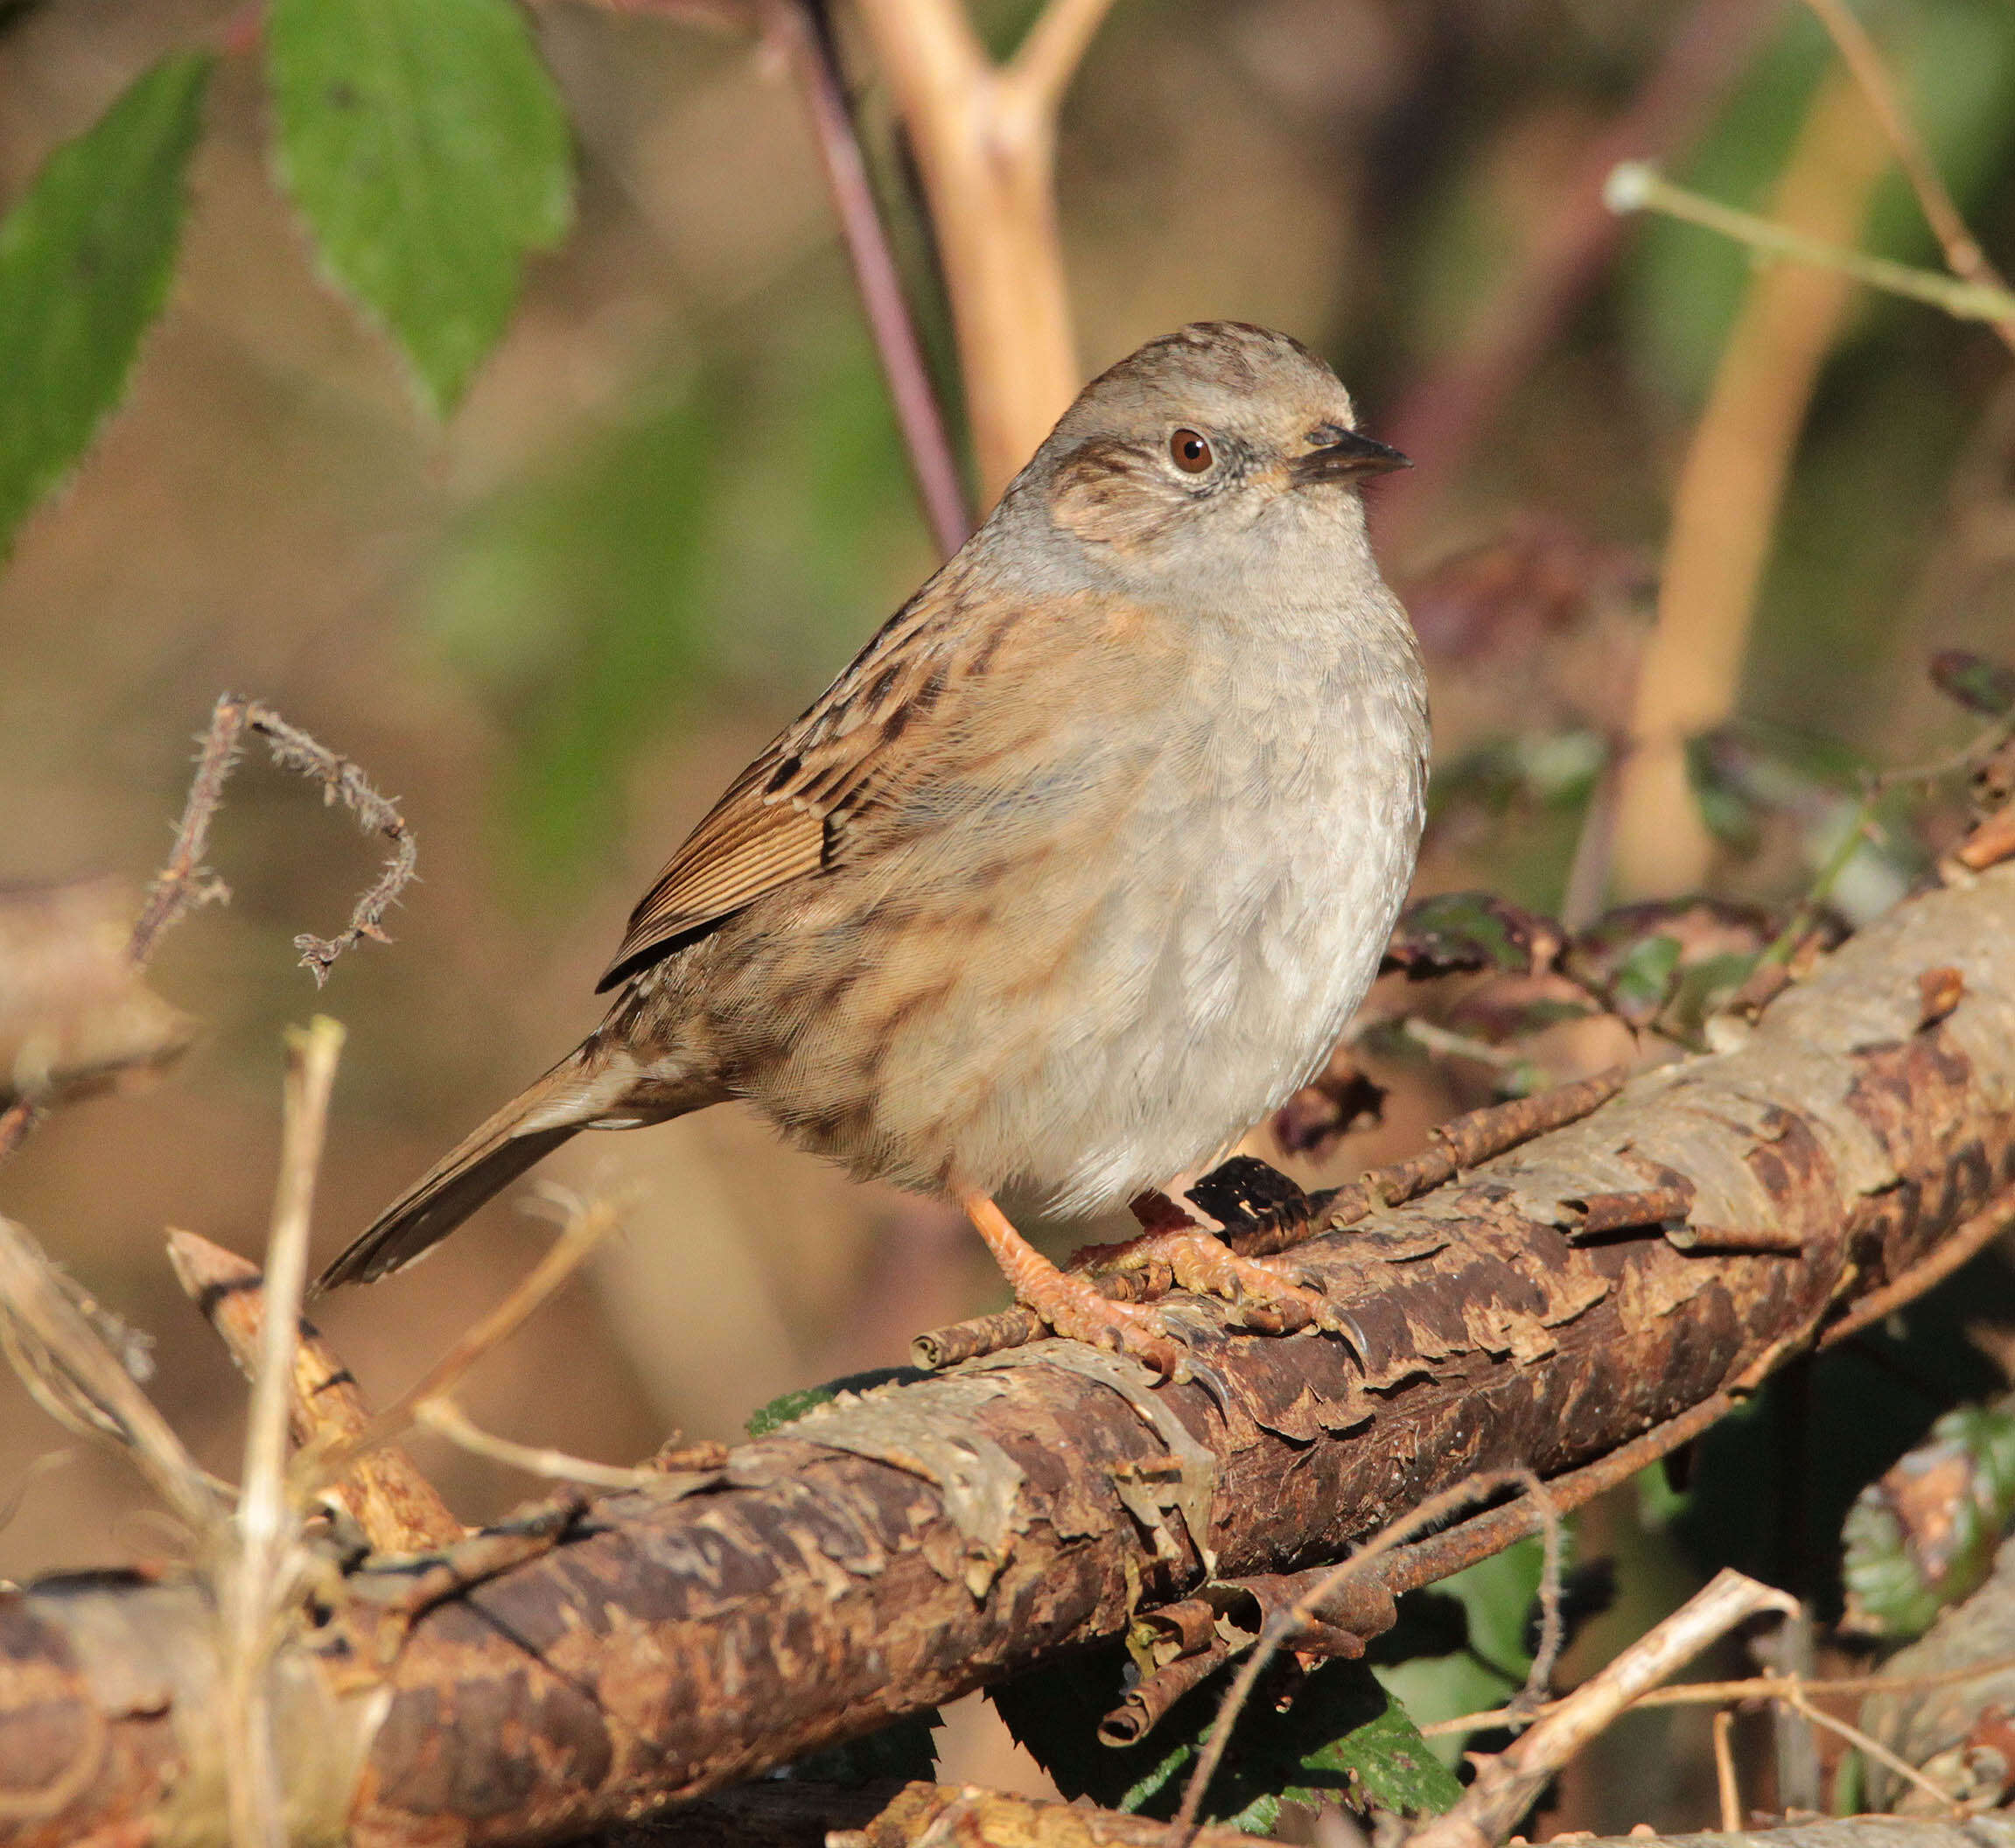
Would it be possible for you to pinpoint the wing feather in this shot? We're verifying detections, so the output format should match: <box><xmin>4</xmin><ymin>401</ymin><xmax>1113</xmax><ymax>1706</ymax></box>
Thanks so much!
<box><xmin>595</xmin><ymin>587</ymin><xmax>962</xmax><ymax>990</ymax></box>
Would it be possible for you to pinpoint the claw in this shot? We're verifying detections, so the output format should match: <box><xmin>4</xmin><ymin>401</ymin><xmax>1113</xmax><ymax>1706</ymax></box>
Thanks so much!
<box><xmin>964</xmin><ymin>1191</ymin><xmax>1186</xmax><ymax>1376</ymax></box>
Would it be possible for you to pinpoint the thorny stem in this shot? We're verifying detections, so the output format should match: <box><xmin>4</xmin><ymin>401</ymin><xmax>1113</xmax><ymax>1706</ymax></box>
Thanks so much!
<box><xmin>1802</xmin><ymin>0</ymin><xmax>2015</xmax><ymax>353</ymax></box>
<box><xmin>1606</xmin><ymin>163</ymin><xmax>2015</xmax><ymax>326</ymax></box>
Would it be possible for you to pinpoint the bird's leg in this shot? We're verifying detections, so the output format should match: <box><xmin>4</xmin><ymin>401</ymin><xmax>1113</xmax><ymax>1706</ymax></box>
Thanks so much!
<box><xmin>962</xmin><ymin>1192</ymin><xmax>1182</xmax><ymax>1375</ymax></box>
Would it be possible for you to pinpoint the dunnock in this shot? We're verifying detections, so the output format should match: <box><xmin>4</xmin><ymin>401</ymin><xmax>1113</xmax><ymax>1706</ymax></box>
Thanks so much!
<box><xmin>318</xmin><ymin>322</ymin><xmax>1428</xmax><ymax>1371</ymax></box>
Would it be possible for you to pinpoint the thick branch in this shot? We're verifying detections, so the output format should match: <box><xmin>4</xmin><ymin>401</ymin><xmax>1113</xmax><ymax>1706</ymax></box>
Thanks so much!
<box><xmin>6</xmin><ymin>866</ymin><xmax>2015</xmax><ymax>1844</ymax></box>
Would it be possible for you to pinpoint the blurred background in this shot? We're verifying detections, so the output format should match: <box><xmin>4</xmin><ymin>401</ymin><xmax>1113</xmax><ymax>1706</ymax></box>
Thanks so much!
<box><xmin>3</xmin><ymin>0</ymin><xmax>2015</xmax><ymax>1827</ymax></box>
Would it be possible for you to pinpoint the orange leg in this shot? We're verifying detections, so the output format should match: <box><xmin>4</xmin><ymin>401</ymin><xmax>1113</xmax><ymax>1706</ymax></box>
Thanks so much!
<box><xmin>962</xmin><ymin>1192</ymin><xmax>1182</xmax><ymax>1376</ymax></box>
<box><xmin>1089</xmin><ymin>1228</ymin><xmax>1337</xmax><ymax>1334</ymax></box>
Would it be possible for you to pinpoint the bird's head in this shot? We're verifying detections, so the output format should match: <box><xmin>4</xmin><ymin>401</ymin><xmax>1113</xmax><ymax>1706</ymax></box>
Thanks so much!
<box><xmin>1028</xmin><ymin>321</ymin><xmax>1410</xmax><ymax>559</ymax></box>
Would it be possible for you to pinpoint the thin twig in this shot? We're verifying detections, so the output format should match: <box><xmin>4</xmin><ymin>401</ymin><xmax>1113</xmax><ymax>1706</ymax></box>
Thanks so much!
<box><xmin>1167</xmin><ymin>1470</ymin><xmax>1545</xmax><ymax>1844</ymax></box>
<box><xmin>1712</xmin><ymin>1709</ymin><xmax>1742</xmax><ymax>1831</ymax></box>
<box><xmin>243</xmin><ymin>706</ymin><xmax>416</xmax><ymax>984</ymax></box>
<box><xmin>1802</xmin><ymin>0</ymin><xmax>2015</xmax><ymax>352</ymax></box>
<box><xmin>223</xmin><ymin>1016</ymin><xmax>344</xmax><ymax>1848</ymax></box>
<box><xmin>0</xmin><ymin>1216</ymin><xmax>220</xmax><ymax>1530</ymax></box>
<box><xmin>761</xmin><ymin>0</ymin><xmax>970</xmax><ymax>558</ymax></box>
<box><xmin>1408</xmin><ymin>1571</ymin><xmax>1798</xmax><ymax>1848</ymax></box>
<box><xmin>1424</xmin><ymin>1649</ymin><xmax>2015</xmax><ymax>1739</ymax></box>
<box><xmin>0</xmin><ymin>696</ymin><xmax>412</xmax><ymax>1165</ymax></box>
<box><xmin>416</xmin><ymin>1398</ymin><xmax>662</xmax><ymax>1493</ymax></box>
<box><xmin>1606</xmin><ymin>164</ymin><xmax>2015</xmax><ymax>325</ymax></box>
<box><xmin>1508</xmin><ymin>1486</ymin><xmax>1567</xmax><ymax>1722</ymax></box>
<box><xmin>1784</xmin><ymin>1685</ymin><xmax>1965</xmax><ymax>1816</ymax></box>
<box><xmin>304</xmin><ymin>1194</ymin><xmax>625</xmax><ymax>1492</ymax></box>
<box><xmin>129</xmin><ymin>693</ymin><xmax>248</xmax><ymax>967</ymax></box>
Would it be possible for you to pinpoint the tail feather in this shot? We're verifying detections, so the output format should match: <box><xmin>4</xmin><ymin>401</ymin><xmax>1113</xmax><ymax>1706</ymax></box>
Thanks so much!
<box><xmin>317</xmin><ymin>1042</ymin><xmax>660</xmax><ymax>1292</ymax></box>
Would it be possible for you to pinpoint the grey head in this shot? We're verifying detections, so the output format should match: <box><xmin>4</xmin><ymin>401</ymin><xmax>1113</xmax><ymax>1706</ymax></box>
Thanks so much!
<box><xmin>1008</xmin><ymin>322</ymin><xmax>1410</xmax><ymax>578</ymax></box>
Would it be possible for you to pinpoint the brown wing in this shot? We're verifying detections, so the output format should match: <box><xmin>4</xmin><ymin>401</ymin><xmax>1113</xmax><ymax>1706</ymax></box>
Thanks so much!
<box><xmin>596</xmin><ymin>590</ymin><xmax>961</xmax><ymax>990</ymax></box>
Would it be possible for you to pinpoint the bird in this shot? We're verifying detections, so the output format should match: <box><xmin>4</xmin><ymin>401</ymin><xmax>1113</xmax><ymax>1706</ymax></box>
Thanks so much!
<box><xmin>317</xmin><ymin>321</ymin><xmax>1429</xmax><ymax>1372</ymax></box>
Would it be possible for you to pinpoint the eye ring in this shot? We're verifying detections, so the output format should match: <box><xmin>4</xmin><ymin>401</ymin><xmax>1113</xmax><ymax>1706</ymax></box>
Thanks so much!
<box><xmin>1169</xmin><ymin>428</ymin><xmax>1214</xmax><ymax>474</ymax></box>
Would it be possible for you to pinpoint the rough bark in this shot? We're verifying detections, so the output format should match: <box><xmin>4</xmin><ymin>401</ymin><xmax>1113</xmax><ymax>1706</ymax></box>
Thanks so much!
<box><xmin>6</xmin><ymin>864</ymin><xmax>2015</xmax><ymax>1847</ymax></box>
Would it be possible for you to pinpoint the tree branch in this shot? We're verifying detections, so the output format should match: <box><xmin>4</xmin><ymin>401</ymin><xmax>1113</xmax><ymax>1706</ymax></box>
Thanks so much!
<box><xmin>7</xmin><ymin>864</ymin><xmax>2015</xmax><ymax>1843</ymax></box>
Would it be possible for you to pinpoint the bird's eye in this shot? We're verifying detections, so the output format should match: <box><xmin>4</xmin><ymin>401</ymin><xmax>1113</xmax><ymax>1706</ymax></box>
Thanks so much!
<box><xmin>1169</xmin><ymin>429</ymin><xmax>1214</xmax><ymax>474</ymax></box>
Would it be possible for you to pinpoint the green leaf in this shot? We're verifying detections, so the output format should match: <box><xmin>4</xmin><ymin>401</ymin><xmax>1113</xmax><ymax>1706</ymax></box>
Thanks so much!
<box><xmin>267</xmin><ymin>0</ymin><xmax>573</xmax><ymax>412</ymax></box>
<box><xmin>1605</xmin><ymin>934</ymin><xmax>1683</xmax><ymax>1024</ymax></box>
<box><xmin>990</xmin><ymin>1644</ymin><xmax>1457</xmax><ymax>1831</ymax></box>
<box><xmin>0</xmin><ymin>52</ymin><xmax>211</xmax><ymax>561</ymax></box>
<box><xmin>745</xmin><ymin>1368</ymin><xmax>921</xmax><ymax>1438</ymax></box>
<box><xmin>1842</xmin><ymin>1402</ymin><xmax>2015</xmax><ymax>1638</ymax></box>
<box><xmin>1383</xmin><ymin>892</ymin><xmax>1563</xmax><ymax>979</ymax></box>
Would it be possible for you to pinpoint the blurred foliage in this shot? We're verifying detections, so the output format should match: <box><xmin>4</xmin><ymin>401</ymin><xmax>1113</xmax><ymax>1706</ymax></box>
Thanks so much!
<box><xmin>426</xmin><ymin>313</ymin><xmax>928</xmax><ymax>883</ymax></box>
<box><xmin>0</xmin><ymin>52</ymin><xmax>208</xmax><ymax>561</ymax></box>
<box><xmin>1627</xmin><ymin>1</ymin><xmax>2015</xmax><ymax>406</ymax></box>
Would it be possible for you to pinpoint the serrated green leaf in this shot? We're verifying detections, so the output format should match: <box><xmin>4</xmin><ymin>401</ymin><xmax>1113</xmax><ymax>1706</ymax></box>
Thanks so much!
<box><xmin>0</xmin><ymin>52</ymin><xmax>210</xmax><ymax>561</ymax></box>
<box><xmin>267</xmin><ymin>0</ymin><xmax>573</xmax><ymax>412</ymax></box>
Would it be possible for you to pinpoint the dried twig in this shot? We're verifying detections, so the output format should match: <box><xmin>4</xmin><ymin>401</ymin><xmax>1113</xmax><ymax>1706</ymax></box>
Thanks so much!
<box><xmin>415</xmin><ymin>1397</ymin><xmax>661</xmax><ymax>1494</ymax></box>
<box><xmin>304</xmin><ymin>1194</ymin><xmax>625</xmax><ymax>1494</ymax></box>
<box><xmin>0</xmin><ymin>1214</ymin><xmax>220</xmax><ymax>1530</ymax></box>
<box><xmin>166</xmin><ymin>1229</ymin><xmax>461</xmax><ymax>1552</ymax></box>
<box><xmin>1783</xmin><ymin>1686</ymin><xmax>1966</xmax><ymax>1817</ymax></box>
<box><xmin>1712</xmin><ymin>1709</ymin><xmax>1743</xmax><ymax>1831</ymax></box>
<box><xmin>1409</xmin><ymin>1571</ymin><xmax>1798</xmax><ymax>1848</ymax></box>
<box><xmin>1508</xmin><ymin>1483</ymin><xmax>1568</xmax><ymax>1723</ymax></box>
<box><xmin>242</xmin><ymin>704</ymin><xmax>416</xmax><ymax>984</ymax></box>
<box><xmin>222</xmin><ymin>1016</ymin><xmax>344</xmax><ymax>1848</ymax></box>
<box><xmin>0</xmin><ymin>696</ymin><xmax>413</xmax><ymax>1165</ymax></box>
<box><xmin>129</xmin><ymin>692</ymin><xmax>249</xmax><ymax>965</ymax></box>
<box><xmin>1168</xmin><ymin>1470</ymin><xmax>1549</xmax><ymax>1844</ymax></box>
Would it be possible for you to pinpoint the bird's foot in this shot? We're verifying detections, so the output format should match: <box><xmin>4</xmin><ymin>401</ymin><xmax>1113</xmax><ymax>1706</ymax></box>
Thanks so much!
<box><xmin>1094</xmin><ymin>1228</ymin><xmax>1340</xmax><ymax>1336</ymax></box>
<box><xmin>962</xmin><ymin>1191</ymin><xmax>1184</xmax><ymax>1376</ymax></box>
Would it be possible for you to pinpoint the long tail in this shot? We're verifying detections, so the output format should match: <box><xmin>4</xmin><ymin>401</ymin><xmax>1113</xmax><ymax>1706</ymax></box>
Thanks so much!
<box><xmin>316</xmin><ymin>1040</ymin><xmax>699</xmax><ymax>1292</ymax></box>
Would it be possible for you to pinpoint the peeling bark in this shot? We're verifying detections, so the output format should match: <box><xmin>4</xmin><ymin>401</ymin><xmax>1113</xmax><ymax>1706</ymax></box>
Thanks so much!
<box><xmin>6</xmin><ymin>867</ymin><xmax>2015</xmax><ymax>1847</ymax></box>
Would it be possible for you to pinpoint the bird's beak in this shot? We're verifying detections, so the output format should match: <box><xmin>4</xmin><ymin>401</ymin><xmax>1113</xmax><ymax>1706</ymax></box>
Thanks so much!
<box><xmin>1294</xmin><ymin>430</ymin><xmax>1412</xmax><ymax>484</ymax></box>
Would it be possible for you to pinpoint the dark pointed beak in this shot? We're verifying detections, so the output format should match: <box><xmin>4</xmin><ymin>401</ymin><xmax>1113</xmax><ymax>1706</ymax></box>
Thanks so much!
<box><xmin>1294</xmin><ymin>430</ymin><xmax>1412</xmax><ymax>484</ymax></box>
